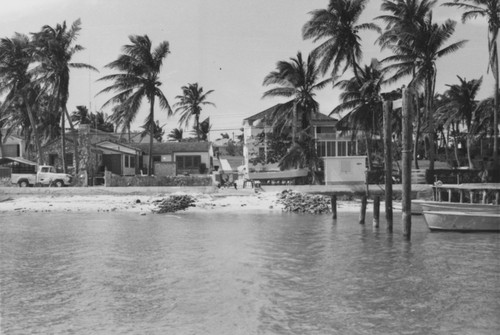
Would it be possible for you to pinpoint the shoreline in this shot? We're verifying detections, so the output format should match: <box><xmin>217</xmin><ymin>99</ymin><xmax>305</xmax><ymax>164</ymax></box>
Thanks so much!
<box><xmin>0</xmin><ymin>189</ymin><xmax>388</xmax><ymax>215</ymax></box>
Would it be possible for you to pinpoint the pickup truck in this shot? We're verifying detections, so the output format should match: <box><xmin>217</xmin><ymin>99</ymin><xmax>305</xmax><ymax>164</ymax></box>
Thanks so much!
<box><xmin>12</xmin><ymin>165</ymin><xmax>73</xmax><ymax>187</ymax></box>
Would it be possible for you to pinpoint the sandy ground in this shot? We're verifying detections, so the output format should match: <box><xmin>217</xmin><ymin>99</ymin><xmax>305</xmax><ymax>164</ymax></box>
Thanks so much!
<box><xmin>0</xmin><ymin>189</ymin><xmax>369</xmax><ymax>215</ymax></box>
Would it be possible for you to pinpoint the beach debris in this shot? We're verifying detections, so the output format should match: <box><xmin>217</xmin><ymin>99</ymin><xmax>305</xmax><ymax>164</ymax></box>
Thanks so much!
<box><xmin>276</xmin><ymin>189</ymin><xmax>331</xmax><ymax>214</ymax></box>
<box><xmin>153</xmin><ymin>195</ymin><xmax>196</xmax><ymax>213</ymax></box>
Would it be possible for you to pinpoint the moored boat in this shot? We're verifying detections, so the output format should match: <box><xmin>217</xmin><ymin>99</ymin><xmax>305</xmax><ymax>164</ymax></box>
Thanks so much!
<box><xmin>417</xmin><ymin>200</ymin><xmax>500</xmax><ymax>214</ymax></box>
<box><xmin>422</xmin><ymin>210</ymin><xmax>500</xmax><ymax>232</ymax></box>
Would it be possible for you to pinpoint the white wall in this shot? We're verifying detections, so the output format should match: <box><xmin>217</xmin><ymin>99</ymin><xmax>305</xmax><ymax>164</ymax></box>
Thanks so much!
<box><xmin>323</xmin><ymin>156</ymin><xmax>367</xmax><ymax>185</ymax></box>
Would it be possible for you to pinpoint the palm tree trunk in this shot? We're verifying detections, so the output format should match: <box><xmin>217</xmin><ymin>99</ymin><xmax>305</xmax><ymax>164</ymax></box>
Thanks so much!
<box><xmin>292</xmin><ymin>102</ymin><xmax>297</xmax><ymax>145</ymax></box>
<box><xmin>493</xmin><ymin>46</ymin><xmax>499</xmax><ymax>164</ymax></box>
<box><xmin>61</xmin><ymin>106</ymin><xmax>67</xmax><ymax>173</ymax></box>
<box><xmin>364</xmin><ymin>131</ymin><xmax>373</xmax><ymax>171</ymax></box>
<box><xmin>64</xmin><ymin>106</ymin><xmax>79</xmax><ymax>174</ymax></box>
<box><xmin>24</xmin><ymin>95</ymin><xmax>43</xmax><ymax>165</ymax></box>
<box><xmin>148</xmin><ymin>95</ymin><xmax>155</xmax><ymax>176</ymax></box>
<box><xmin>426</xmin><ymin>75</ymin><xmax>436</xmax><ymax>171</ymax></box>
<box><xmin>195</xmin><ymin>113</ymin><xmax>200</xmax><ymax>141</ymax></box>
<box><xmin>413</xmin><ymin>96</ymin><xmax>421</xmax><ymax>169</ymax></box>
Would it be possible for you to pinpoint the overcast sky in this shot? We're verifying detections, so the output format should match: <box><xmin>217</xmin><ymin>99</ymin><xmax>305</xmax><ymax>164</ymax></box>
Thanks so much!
<box><xmin>0</xmin><ymin>0</ymin><xmax>492</xmax><ymax>139</ymax></box>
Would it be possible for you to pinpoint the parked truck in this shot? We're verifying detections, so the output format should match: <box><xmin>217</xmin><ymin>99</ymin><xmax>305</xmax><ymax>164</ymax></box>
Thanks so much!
<box><xmin>0</xmin><ymin>157</ymin><xmax>73</xmax><ymax>187</ymax></box>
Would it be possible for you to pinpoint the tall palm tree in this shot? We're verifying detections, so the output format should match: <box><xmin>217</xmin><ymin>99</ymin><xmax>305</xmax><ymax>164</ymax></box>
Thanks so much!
<box><xmin>168</xmin><ymin>128</ymin><xmax>183</xmax><ymax>142</ymax></box>
<box><xmin>191</xmin><ymin>117</ymin><xmax>211</xmax><ymax>141</ymax></box>
<box><xmin>98</xmin><ymin>35</ymin><xmax>172</xmax><ymax>176</ymax></box>
<box><xmin>263</xmin><ymin>51</ymin><xmax>332</xmax><ymax>144</ymax></box>
<box><xmin>174</xmin><ymin>83</ymin><xmax>215</xmax><ymax>141</ymax></box>
<box><xmin>0</xmin><ymin>33</ymin><xmax>43</xmax><ymax>163</ymax></box>
<box><xmin>332</xmin><ymin>60</ymin><xmax>385</xmax><ymax>170</ymax></box>
<box><xmin>31</xmin><ymin>19</ymin><xmax>97</xmax><ymax>173</ymax></box>
<box><xmin>263</xmin><ymin>52</ymin><xmax>331</xmax><ymax>184</ymax></box>
<box><xmin>436</xmin><ymin>76</ymin><xmax>483</xmax><ymax>168</ymax></box>
<box><xmin>377</xmin><ymin>0</ymin><xmax>437</xmax><ymax>168</ymax></box>
<box><xmin>443</xmin><ymin>0</ymin><xmax>500</xmax><ymax>164</ymax></box>
<box><xmin>302</xmin><ymin>0</ymin><xmax>380</xmax><ymax>80</ymax></box>
<box><xmin>71</xmin><ymin>105</ymin><xmax>92</xmax><ymax>126</ymax></box>
<box><xmin>382</xmin><ymin>15</ymin><xmax>467</xmax><ymax>170</ymax></box>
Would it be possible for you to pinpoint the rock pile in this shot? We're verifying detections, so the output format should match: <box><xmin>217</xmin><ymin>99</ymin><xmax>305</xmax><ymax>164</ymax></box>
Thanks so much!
<box><xmin>276</xmin><ymin>189</ymin><xmax>331</xmax><ymax>214</ymax></box>
<box><xmin>153</xmin><ymin>195</ymin><xmax>196</xmax><ymax>213</ymax></box>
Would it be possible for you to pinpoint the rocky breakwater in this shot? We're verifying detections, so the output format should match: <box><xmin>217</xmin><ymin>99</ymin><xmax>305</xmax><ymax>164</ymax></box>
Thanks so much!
<box><xmin>276</xmin><ymin>189</ymin><xmax>332</xmax><ymax>214</ymax></box>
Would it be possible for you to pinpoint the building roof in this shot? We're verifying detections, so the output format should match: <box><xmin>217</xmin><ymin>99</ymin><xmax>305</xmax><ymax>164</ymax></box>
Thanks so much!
<box><xmin>133</xmin><ymin>141</ymin><xmax>212</xmax><ymax>155</ymax></box>
<box><xmin>0</xmin><ymin>156</ymin><xmax>37</xmax><ymax>166</ymax></box>
<box><xmin>243</xmin><ymin>103</ymin><xmax>337</xmax><ymax>126</ymax></box>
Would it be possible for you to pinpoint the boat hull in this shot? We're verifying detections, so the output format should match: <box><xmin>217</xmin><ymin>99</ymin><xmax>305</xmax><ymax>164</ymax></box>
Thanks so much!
<box><xmin>418</xmin><ymin>201</ymin><xmax>500</xmax><ymax>214</ymax></box>
<box><xmin>422</xmin><ymin>210</ymin><xmax>500</xmax><ymax>232</ymax></box>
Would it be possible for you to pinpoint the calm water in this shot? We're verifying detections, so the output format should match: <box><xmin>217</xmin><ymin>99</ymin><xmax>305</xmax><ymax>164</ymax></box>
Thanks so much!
<box><xmin>1</xmin><ymin>211</ymin><xmax>499</xmax><ymax>335</ymax></box>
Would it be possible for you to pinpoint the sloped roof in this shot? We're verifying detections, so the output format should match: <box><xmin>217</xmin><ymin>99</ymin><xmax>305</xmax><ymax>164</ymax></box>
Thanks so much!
<box><xmin>133</xmin><ymin>141</ymin><xmax>212</xmax><ymax>155</ymax></box>
<box><xmin>243</xmin><ymin>103</ymin><xmax>337</xmax><ymax>125</ymax></box>
<box><xmin>0</xmin><ymin>157</ymin><xmax>37</xmax><ymax>166</ymax></box>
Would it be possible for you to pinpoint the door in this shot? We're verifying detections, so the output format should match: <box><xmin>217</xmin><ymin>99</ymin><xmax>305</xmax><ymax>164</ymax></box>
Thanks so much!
<box><xmin>103</xmin><ymin>154</ymin><xmax>122</xmax><ymax>175</ymax></box>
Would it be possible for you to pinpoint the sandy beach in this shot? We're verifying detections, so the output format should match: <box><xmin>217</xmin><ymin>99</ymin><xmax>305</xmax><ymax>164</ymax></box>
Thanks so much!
<box><xmin>0</xmin><ymin>188</ymin><xmax>369</xmax><ymax>215</ymax></box>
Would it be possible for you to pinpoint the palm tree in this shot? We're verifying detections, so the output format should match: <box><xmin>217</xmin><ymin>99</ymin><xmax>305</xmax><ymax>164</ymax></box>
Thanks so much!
<box><xmin>71</xmin><ymin>105</ymin><xmax>92</xmax><ymax>126</ymax></box>
<box><xmin>174</xmin><ymin>83</ymin><xmax>215</xmax><ymax>141</ymax></box>
<box><xmin>382</xmin><ymin>15</ymin><xmax>467</xmax><ymax>170</ymax></box>
<box><xmin>191</xmin><ymin>117</ymin><xmax>211</xmax><ymax>141</ymax></box>
<box><xmin>302</xmin><ymin>0</ymin><xmax>380</xmax><ymax>80</ymax></box>
<box><xmin>443</xmin><ymin>0</ymin><xmax>500</xmax><ymax>164</ymax></box>
<box><xmin>168</xmin><ymin>128</ymin><xmax>184</xmax><ymax>142</ymax></box>
<box><xmin>0</xmin><ymin>33</ymin><xmax>44</xmax><ymax>164</ymax></box>
<box><xmin>98</xmin><ymin>35</ymin><xmax>172</xmax><ymax>175</ymax></box>
<box><xmin>263</xmin><ymin>52</ymin><xmax>332</xmax><ymax>144</ymax></box>
<box><xmin>436</xmin><ymin>76</ymin><xmax>483</xmax><ymax>168</ymax></box>
<box><xmin>263</xmin><ymin>52</ymin><xmax>331</xmax><ymax>184</ymax></box>
<box><xmin>332</xmin><ymin>60</ymin><xmax>385</xmax><ymax>170</ymax></box>
<box><xmin>140</xmin><ymin>120</ymin><xmax>164</xmax><ymax>142</ymax></box>
<box><xmin>377</xmin><ymin>0</ymin><xmax>437</xmax><ymax>168</ymax></box>
<box><xmin>31</xmin><ymin>19</ymin><xmax>97</xmax><ymax>173</ymax></box>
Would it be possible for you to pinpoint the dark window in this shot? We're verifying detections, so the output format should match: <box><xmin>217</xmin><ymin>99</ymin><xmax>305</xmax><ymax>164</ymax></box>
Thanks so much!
<box><xmin>317</xmin><ymin>142</ymin><xmax>326</xmax><ymax>157</ymax></box>
<box><xmin>130</xmin><ymin>156</ymin><xmax>136</xmax><ymax>168</ymax></box>
<box><xmin>124</xmin><ymin>156</ymin><xmax>129</xmax><ymax>168</ymax></box>
<box><xmin>49</xmin><ymin>154</ymin><xmax>58</xmax><ymax>166</ymax></box>
<box><xmin>65</xmin><ymin>153</ymin><xmax>73</xmax><ymax>167</ymax></box>
<box><xmin>338</xmin><ymin>142</ymin><xmax>347</xmax><ymax>156</ymax></box>
<box><xmin>176</xmin><ymin>155</ymin><xmax>201</xmax><ymax>170</ymax></box>
<box><xmin>153</xmin><ymin>156</ymin><xmax>161</xmax><ymax>162</ymax></box>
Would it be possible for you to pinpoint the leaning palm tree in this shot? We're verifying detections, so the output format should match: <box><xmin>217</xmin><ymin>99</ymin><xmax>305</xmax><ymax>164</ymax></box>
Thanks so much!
<box><xmin>31</xmin><ymin>19</ymin><xmax>97</xmax><ymax>173</ymax></box>
<box><xmin>443</xmin><ymin>0</ymin><xmax>500</xmax><ymax>164</ymax></box>
<box><xmin>98</xmin><ymin>35</ymin><xmax>172</xmax><ymax>175</ymax></box>
<box><xmin>0</xmin><ymin>33</ymin><xmax>43</xmax><ymax>163</ymax></box>
<box><xmin>174</xmin><ymin>83</ymin><xmax>215</xmax><ymax>141</ymax></box>
<box><xmin>382</xmin><ymin>15</ymin><xmax>467</xmax><ymax>170</ymax></box>
<box><xmin>302</xmin><ymin>0</ymin><xmax>380</xmax><ymax>80</ymax></box>
<box><xmin>436</xmin><ymin>76</ymin><xmax>483</xmax><ymax>168</ymax></box>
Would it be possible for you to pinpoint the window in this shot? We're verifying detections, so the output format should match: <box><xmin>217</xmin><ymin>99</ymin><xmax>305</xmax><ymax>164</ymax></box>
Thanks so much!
<box><xmin>153</xmin><ymin>156</ymin><xmax>161</xmax><ymax>163</ymax></box>
<box><xmin>124</xmin><ymin>156</ymin><xmax>129</xmax><ymax>168</ymax></box>
<box><xmin>130</xmin><ymin>156</ymin><xmax>136</xmax><ymax>168</ymax></box>
<box><xmin>176</xmin><ymin>155</ymin><xmax>201</xmax><ymax>170</ymax></box>
<box><xmin>64</xmin><ymin>153</ymin><xmax>73</xmax><ymax>167</ymax></box>
<box><xmin>338</xmin><ymin>141</ymin><xmax>347</xmax><ymax>156</ymax></box>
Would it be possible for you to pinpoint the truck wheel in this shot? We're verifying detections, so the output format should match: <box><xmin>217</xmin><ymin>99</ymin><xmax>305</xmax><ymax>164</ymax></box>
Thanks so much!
<box><xmin>18</xmin><ymin>180</ymin><xmax>29</xmax><ymax>187</ymax></box>
<box><xmin>54</xmin><ymin>180</ymin><xmax>64</xmax><ymax>187</ymax></box>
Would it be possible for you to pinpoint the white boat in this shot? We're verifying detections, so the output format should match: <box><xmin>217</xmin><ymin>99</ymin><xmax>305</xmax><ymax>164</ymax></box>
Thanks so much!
<box><xmin>422</xmin><ymin>210</ymin><xmax>500</xmax><ymax>232</ymax></box>
<box><xmin>417</xmin><ymin>201</ymin><xmax>500</xmax><ymax>214</ymax></box>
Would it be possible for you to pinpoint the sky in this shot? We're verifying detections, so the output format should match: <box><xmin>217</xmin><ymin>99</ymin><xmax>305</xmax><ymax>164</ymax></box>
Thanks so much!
<box><xmin>0</xmin><ymin>0</ymin><xmax>493</xmax><ymax>140</ymax></box>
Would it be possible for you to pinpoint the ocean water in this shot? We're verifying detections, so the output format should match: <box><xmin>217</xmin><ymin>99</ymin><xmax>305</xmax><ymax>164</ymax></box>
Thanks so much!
<box><xmin>1</xmin><ymin>211</ymin><xmax>499</xmax><ymax>335</ymax></box>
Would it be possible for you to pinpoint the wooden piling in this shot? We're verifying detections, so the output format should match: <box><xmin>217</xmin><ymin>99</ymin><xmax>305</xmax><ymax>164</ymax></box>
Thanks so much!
<box><xmin>373</xmin><ymin>196</ymin><xmax>380</xmax><ymax>228</ymax></box>
<box><xmin>383</xmin><ymin>100</ymin><xmax>394</xmax><ymax>232</ymax></box>
<box><xmin>331</xmin><ymin>194</ymin><xmax>337</xmax><ymax>219</ymax></box>
<box><xmin>359</xmin><ymin>195</ymin><xmax>367</xmax><ymax>224</ymax></box>
<box><xmin>402</xmin><ymin>88</ymin><xmax>413</xmax><ymax>240</ymax></box>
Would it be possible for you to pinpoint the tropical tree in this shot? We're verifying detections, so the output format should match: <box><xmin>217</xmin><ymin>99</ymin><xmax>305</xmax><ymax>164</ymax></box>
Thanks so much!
<box><xmin>98</xmin><ymin>35</ymin><xmax>172</xmax><ymax>175</ymax></box>
<box><xmin>167</xmin><ymin>128</ymin><xmax>183</xmax><ymax>142</ymax></box>
<box><xmin>377</xmin><ymin>0</ymin><xmax>437</xmax><ymax>168</ymax></box>
<box><xmin>436</xmin><ymin>76</ymin><xmax>483</xmax><ymax>168</ymax></box>
<box><xmin>140</xmin><ymin>119</ymin><xmax>164</xmax><ymax>142</ymax></box>
<box><xmin>262</xmin><ymin>52</ymin><xmax>331</xmax><ymax>183</ymax></box>
<box><xmin>443</xmin><ymin>0</ymin><xmax>500</xmax><ymax>164</ymax></box>
<box><xmin>382</xmin><ymin>14</ymin><xmax>467</xmax><ymax>170</ymax></box>
<box><xmin>71</xmin><ymin>105</ymin><xmax>92</xmax><ymax>126</ymax></box>
<box><xmin>0</xmin><ymin>33</ymin><xmax>44</xmax><ymax>163</ymax></box>
<box><xmin>302</xmin><ymin>0</ymin><xmax>380</xmax><ymax>81</ymax></box>
<box><xmin>31</xmin><ymin>19</ymin><xmax>97</xmax><ymax>173</ymax></box>
<box><xmin>332</xmin><ymin>60</ymin><xmax>385</xmax><ymax>170</ymax></box>
<box><xmin>191</xmin><ymin>117</ymin><xmax>211</xmax><ymax>141</ymax></box>
<box><xmin>263</xmin><ymin>51</ymin><xmax>332</xmax><ymax>144</ymax></box>
<box><xmin>174</xmin><ymin>83</ymin><xmax>215</xmax><ymax>141</ymax></box>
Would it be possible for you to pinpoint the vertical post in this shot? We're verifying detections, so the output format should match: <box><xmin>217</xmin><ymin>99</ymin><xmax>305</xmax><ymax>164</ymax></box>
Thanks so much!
<box><xmin>383</xmin><ymin>100</ymin><xmax>393</xmax><ymax>232</ymax></box>
<box><xmin>331</xmin><ymin>194</ymin><xmax>337</xmax><ymax>219</ymax></box>
<box><xmin>373</xmin><ymin>196</ymin><xmax>380</xmax><ymax>228</ymax></box>
<box><xmin>359</xmin><ymin>195</ymin><xmax>367</xmax><ymax>224</ymax></box>
<box><xmin>402</xmin><ymin>88</ymin><xmax>413</xmax><ymax>240</ymax></box>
